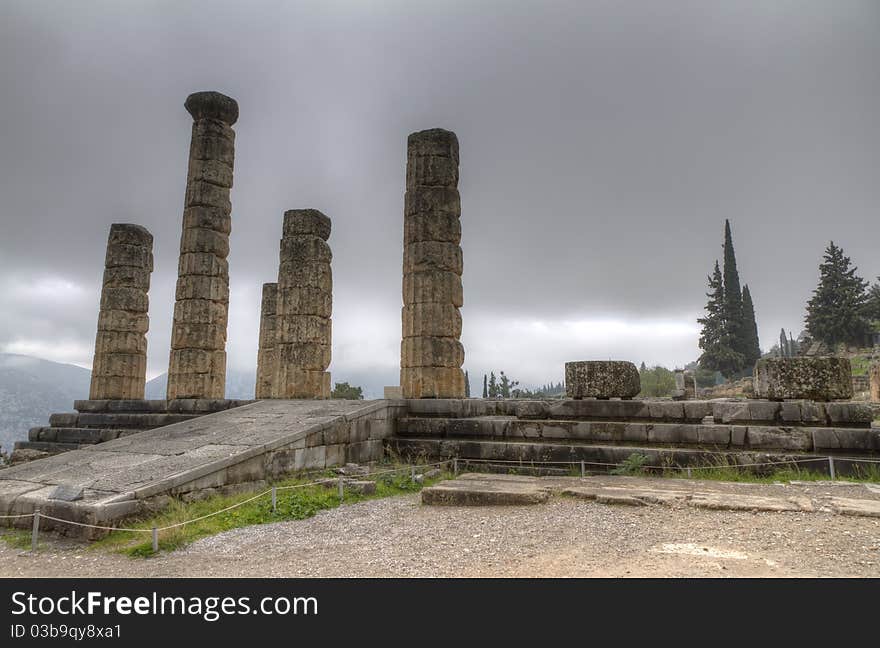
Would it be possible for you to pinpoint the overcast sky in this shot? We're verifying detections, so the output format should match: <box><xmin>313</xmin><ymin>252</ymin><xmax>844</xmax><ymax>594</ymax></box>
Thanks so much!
<box><xmin>1</xmin><ymin>0</ymin><xmax>878</xmax><ymax>390</ymax></box>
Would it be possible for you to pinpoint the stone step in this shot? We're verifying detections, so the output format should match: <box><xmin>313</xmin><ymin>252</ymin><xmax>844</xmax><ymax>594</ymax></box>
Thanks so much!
<box><xmin>60</xmin><ymin>412</ymin><xmax>204</xmax><ymax>429</ymax></box>
<box><xmin>403</xmin><ymin>398</ymin><xmax>873</xmax><ymax>428</ymax></box>
<box><xmin>73</xmin><ymin>398</ymin><xmax>254</xmax><ymax>414</ymax></box>
<box><xmin>387</xmin><ymin>436</ymin><xmax>865</xmax><ymax>477</ymax></box>
<box><xmin>28</xmin><ymin>427</ymin><xmax>130</xmax><ymax>444</ymax></box>
<box><xmin>14</xmin><ymin>440</ymin><xmax>81</xmax><ymax>453</ymax></box>
<box><xmin>395</xmin><ymin>417</ymin><xmax>880</xmax><ymax>453</ymax></box>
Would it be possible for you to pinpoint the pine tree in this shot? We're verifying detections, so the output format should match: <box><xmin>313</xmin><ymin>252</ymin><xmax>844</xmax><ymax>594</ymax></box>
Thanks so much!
<box><xmin>482</xmin><ymin>374</ymin><xmax>488</xmax><ymax>399</ymax></box>
<box><xmin>866</xmin><ymin>279</ymin><xmax>880</xmax><ymax>324</ymax></box>
<box><xmin>464</xmin><ymin>371</ymin><xmax>470</xmax><ymax>398</ymax></box>
<box><xmin>498</xmin><ymin>371</ymin><xmax>519</xmax><ymax>398</ymax></box>
<box><xmin>722</xmin><ymin>220</ymin><xmax>747</xmax><ymax>363</ymax></box>
<box><xmin>698</xmin><ymin>261</ymin><xmax>744</xmax><ymax>378</ymax></box>
<box><xmin>740</xmin><ymin>284</ymin><xmax>761</xmax><ymax>370</ymax></box>
<box><xmin>804</xmin><ymin>242</ymin><xmax>870</xmax><ymax>348</ymax></box>
<box><xmin>488</xmin><ymin>372</ymin><xmax>498</xmax><ymax>398</ymax></box>
<box><xmin>639</xmin><ymin>361</ymin><xmax>647</xmax><ymax>372</ymax></box>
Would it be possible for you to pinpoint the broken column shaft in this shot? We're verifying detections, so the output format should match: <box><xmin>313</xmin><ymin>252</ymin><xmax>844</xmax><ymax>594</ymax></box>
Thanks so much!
<box><xmin>167</xmin><ymin>91</ymin><xmax>238</xmax><ymax>400</ymax></box>
<box><xmin>254</xmin><ymin>282</ymin><xmax>279</xmax><ymax>399</ymax></box>
<box><xmin>89</xmin><ymin>224</ymin><xmax>153</xmax><ymax>400</ymax></box>
<box><xmin>400</xmin><ymin>128</ymin><xmax>465</xmax><ymax>398</ymax></box>
<box><xmin>275</xmin><ymin>209</ymin><xmax>332</xmax><ymax>399</ymax></box>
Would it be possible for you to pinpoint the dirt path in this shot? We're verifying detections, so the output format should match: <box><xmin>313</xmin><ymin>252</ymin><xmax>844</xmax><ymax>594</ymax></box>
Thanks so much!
<box><xmin>2</xmin><ymin>490</ymin><xmax>880</xmax><ymax>577</ymax></box>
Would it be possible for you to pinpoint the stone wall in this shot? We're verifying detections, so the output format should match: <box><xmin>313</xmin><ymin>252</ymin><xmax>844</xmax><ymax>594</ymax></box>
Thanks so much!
<box><xmin>89</xmin><ymin>224</ymin><xmax>153</xmax><ymax>400</ymax></box>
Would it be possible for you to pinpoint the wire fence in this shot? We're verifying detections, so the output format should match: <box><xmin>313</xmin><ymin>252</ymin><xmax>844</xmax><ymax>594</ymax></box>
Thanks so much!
<box><xmin>4</xmin><ymin>453</ymin><xmax>880</xmax><ymax>553</ymax></box>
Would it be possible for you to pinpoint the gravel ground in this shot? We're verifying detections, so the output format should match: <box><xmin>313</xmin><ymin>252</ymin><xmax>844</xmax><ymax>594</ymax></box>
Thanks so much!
<box><xmin>2</xmin><ymin>490</ymin><xmax>880</xmax><ymax>577</ymax></box>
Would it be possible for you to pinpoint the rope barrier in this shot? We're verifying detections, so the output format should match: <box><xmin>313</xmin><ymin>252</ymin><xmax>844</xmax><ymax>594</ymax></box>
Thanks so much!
<box><xmin>4</xmin><ymin>453</ymin><xmax>877</xmax><ymax>544</ymax></box>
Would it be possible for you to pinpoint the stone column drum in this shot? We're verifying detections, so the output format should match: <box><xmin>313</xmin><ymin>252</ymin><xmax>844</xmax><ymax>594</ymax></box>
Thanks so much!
<box><xmin>167</xmin><ymin>91</ymin><xmax>238</xmax><ymax>400</ymax></box>
<box><xmin>400</xmin><ymin>129</ymin><xmax>465</xmax><ymax>398</ymax></box>
<box><xmin>89</xmin><ymin>224</ymin><xmax>153</xmax><ymax>400</ymax></box>
<box><xmin>275</xmin><ymin>210</ymin><xmax>332</xmax><ymax>399</ymax></box>
<box><xmin>254</xmin><ymin>282</ymin><xmax>278</xmax><ymax>399</ymax></box>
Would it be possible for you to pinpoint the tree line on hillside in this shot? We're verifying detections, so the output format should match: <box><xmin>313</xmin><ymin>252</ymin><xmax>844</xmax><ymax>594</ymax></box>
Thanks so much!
<box><xmin>698</xmin><ymin>221</ymin><xmax>879</xmax><ymax>381</ymax></box>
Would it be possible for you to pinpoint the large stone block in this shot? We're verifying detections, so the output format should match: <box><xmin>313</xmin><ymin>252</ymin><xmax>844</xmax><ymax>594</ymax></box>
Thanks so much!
<box><xmin>407</xmin><ymin>128</ymin><xmax>459</xmax><ymax>161</ymax></box>
<box><xmin>104</xmin><ymin>244</ymin><xmax>153</xmax><ymax>270</ymax></box>
<box><xmin>275</xmin><ymin>368</ymin><xmax>330</xmax><ymax>399</ymax></box>
<box><xmin>97</xmin><ymin>310</ymin><xmax>149</xmax><ymax>334</ymax></box>
<box><xmin>187</xmin><ymin>157</ymin><xmax>234</xmax><ymax>188</ymax></box>
<box><xmin>402</xmin><ymin>270</ymin><xmax>463</xmax><ymax>307</ymax></box>
<box><xmin>178</xmin><ymin>252</ymin><xmax>229</xmax><ymax>277</ymax></box>
<box><xmin>401</xmin><ymin>366</ymin><xmax>465</xmax><ymax>399</ymax></box>
<box><xmin>564</xmin><ymin>361</ymin><xmax>641</xmax><ymax>400</ymax></box>
<box><xmin>404</xmin><ymin>187</ymin><xmax>461</xmax><ymax>217</ymax></box>
<box><xmin>402</xmin><ymin>303</ymin><xmax>462</xmax><ymax>338</ymax></box>
<box><xmin>173</xmin><ymin>299</ymin><xmax>228</xmax><ymax>326</ymax></box>
<box><xmin>108</xmin><ymin>223</ymin><xmax>153</xmax><ymax>248</ymax></box>
<box><xmin>179</xmin><ymin>227</ymin><xmax>230</xmax><ymax>257</ymax></box>
<box><xmin>101</xmin><ymin>265</ymin><xmax>151</xmax><ymax>290</ymax></box>
<box><xmin>406</xmin><ymin>155</ymin><xmax>459</xmax><ymax>187</ymax></box>
<box><xmin>276</xmin><ymin>314</ymin><xmax>331</xmax><ymax>344</ymax></box>
<box><xmin>168</xmin><ymin>349</ymin><xmax>226</xmax><ymax>376</ymax></box>
<box><xmin>184</xmin><ymin>179</ymin><xmax>232</xmax><ymax>212</ymax></box>
<box><xmin>279</xmin><ymin>236</ymin><xmax>332</xmax><ymax>264</ymax></box>
<box><xmin>277</xmin><ymin>261</ymin><xmax>333</xmax><ymax>292</ymax></box>
<box><xmin>166</xmin><ymin>371</ymin><xmax>225</xmax><ymax>400</ymax></box>
<box><xmin>403</xmin><ymin>241</ymin><xmax>463</xmax><ymax>274</ymax></box>
<box><xmin>88</xmin><ymin>375</ymin><xmax>145</xmax><ymax>400</ymax></box>
<box><xmin>404</xmin><ymin>212</ymin><xmax>461</xmax><ymax>245</ymax></box>
<box><xmin>175</xmin><ymin>275</ymin><xmax>229</xmax><ymax>303</ymax></box>
<box><xmin>171</xmin><ymin>322</ymin><xmax>227</xmax><ymax>350</ymax></box>
<box><xmin>91</xmin><ymin>353</ymin><xmax>147</xmax><ymax>378</ymax></box>
<box><xmin>282</xmin><ymin>209</ymin><xmax>331</xmax><ymax>241</ymax></box>
<box><xmin>99</xmin><ymin>287</ymin><xmax>148</xmax><ymax>313</ymax></box>
<box><xmin>188</xmin><ymin>133</ymin><xmax>235</xmax><ymax>165</ymax></box>
<box><xmin>276</xmin><ymin>286</ymin><xmax>332</xmax><ymax>318</ymax></box>
<box><xmin>182</xmin><ymin>206</ymin><xmax>232</xmax><ymax>234</ymax></box>
<box><xmin>401</xmin><ymin>336</ymin><xmax>464</xmax><ymax>368</ymax></box>
<box><xmin>277</xmin><ymin>343</ymin><xmax>331</xmax><ymax>371</ymax></box>
<box><xmin>94</xmin><ymin>331</ymin><xmax>147</xmax><ymax>355</ymax></box>
<box><xmin>753</xmin><ymin>357</ymin><xmax>853</xmax><ymax>401</ymax></box>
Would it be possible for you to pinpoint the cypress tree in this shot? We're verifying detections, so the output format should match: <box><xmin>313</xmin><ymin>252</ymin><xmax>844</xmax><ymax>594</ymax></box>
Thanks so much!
<box><xmin>741</xmin><ymin>284</ymin><xmax>761</xmax><ymax>370</ymax></box>
<box><xmin>464</xmin><ymin>371</ymin><xmax>470</xmax><ymax>398</ymax></box>
<box><xmin>722</xmin><ymin>220</ymin><xmax>746</xmax><ymax>362</ymax></box>
<box><xmin>778</xmin><ymin>328</ymin><xmax>789</xmax><ymax>357</ymax></box>
<box><xmin>698</xmin><ymin>261</ymin><xmax>744</xmax><ymax>378</ymax></box>
<box><xmin>804</xmin><ymin>242</ymin><xmax>870</xmax><ymax>348</ymax></box>
<box><xmin>488</xmin><ymin>372</ymin><xmax>498</xmax><ymax>398</ymax></box>
<box><xmin>482</xmin><ymin>374</ymin><xmax>488</xmax><ymax>399</ymax></box>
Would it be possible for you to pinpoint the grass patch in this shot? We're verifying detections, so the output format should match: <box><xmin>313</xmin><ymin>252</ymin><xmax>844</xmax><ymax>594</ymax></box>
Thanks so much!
<box><xmin>0</xmin><ymin>528</ymin><xmax>33</xmax><ymax>550</ymax></box>
<box><xmin>669</xmin><ymin>461</ymin><xmax>880</xmax><ymax>484</ymax></box>
<box><xmin>92</xmin><ymin>464</ymin><xmax>450</xmax><ymax>557</ymax></box>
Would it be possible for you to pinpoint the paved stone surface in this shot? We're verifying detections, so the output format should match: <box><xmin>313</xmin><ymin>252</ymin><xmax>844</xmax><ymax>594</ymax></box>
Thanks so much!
<box><xmin>0</xmin><ymin>399</ymin><xmax>386</xmax><ymax>529</ymax></box>
<box><xmin>423</xmin><ymin>473</ymin><xmax>880</xmax><ymax>518</ymax></box>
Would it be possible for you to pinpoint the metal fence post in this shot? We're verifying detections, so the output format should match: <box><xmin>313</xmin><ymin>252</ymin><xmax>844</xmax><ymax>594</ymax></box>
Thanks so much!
<box><xmin>580</xmin><ymin>460</ymin><xmax>585</xmax><ymax>478</ymax></box>
<box><xmin>338</xmin><ymin>476</ymin><xmax>344</xmax><ymax>503</ymax></box>
<box><xmin>151</xmin><ymin>527</ymin><xmax>158</xmax><ymax>553</ymax></box>
<box><xmin>271</xmin><ymin>486</ymin><xmax>277</xmax><ymax>513</ymax></box>
<box><xmin>828</xmin><ymin>456</ymin><xmax>836</xmax><ymax>480</ymax></box>
<box><xmin>687</xmin><ymin>467</ymin><xmax>692</xmax><ymax>479</ymax></box>
<box><xmin>453</xmin><ymin>458</ymin><xmax>458</xmax><ymax>475</ymax></box>
<box><xmin>31</xmin><ymin>509</ymin><xmax>40</xmax><ymax>552</ymax></box>
<box><xmin>411</xmin><ymin>466</ymin><xmax>416</xmax><ymax>482</ymax></box>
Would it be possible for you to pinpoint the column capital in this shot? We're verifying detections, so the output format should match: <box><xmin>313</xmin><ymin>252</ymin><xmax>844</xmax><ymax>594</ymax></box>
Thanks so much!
<box><xmin>185</xmin><ymin>91</ymin><xmax>239</xmax><ymax>125</ymax></box>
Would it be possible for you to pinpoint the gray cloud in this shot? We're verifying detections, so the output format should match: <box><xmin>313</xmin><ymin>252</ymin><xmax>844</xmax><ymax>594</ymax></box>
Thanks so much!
<box><xmin>1</xmin><ymin>0</ymin><xmax>878</xmax><ymax>387</ymax></box>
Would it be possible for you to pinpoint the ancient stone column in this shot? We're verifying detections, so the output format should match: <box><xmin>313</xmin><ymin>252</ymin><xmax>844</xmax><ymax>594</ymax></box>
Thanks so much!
<box><xmin>167</xmin><ymin>91</ymin><xmax>238</xmax><ymax>400</ymax></box>
<box><xmin>89</xmin><ymin>224</ymin><xmax>153</xmax><ymax>400</ymax></box>
<box><xmin>400</xmin><ymin>129</ymin><xmax>465</xmax><ymax>398</ymax></box>
<box><xmin>275</xmin><ymin>210</ymin><xmax>332</xmax><ymax>399</ymax></box>
<box><xmin>254</xmin><ymin>282</ymin><xmax>278</xmax><ymax>399</ymax></box>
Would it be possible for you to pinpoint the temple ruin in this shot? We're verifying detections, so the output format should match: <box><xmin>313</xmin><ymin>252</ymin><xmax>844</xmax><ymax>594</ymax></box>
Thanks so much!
<box><xmin>167</xmin><ymin>91</ymin><xmax>238</xmax><ymax>400</ymax></box>
<box><xmin>400</xmin><ymin>129</ymin><xmax>466</xmax><ymax>399</ymax></box>
<box><xmin>254</xmin><ymin>282</ymin><xmax>279</xmax><ymax>399</ymax></box>
<box><xmin>274</xmin><ymin>209</ymin><xmax>333</xmax><ymax>399</ymax></box>
<box><xmin>89</xmin><ymin>224</ymin><xmax>153</xmax><ymax>400</ymax></box>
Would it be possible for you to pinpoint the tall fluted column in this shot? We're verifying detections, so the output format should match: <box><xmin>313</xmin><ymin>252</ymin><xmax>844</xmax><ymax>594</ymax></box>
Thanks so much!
<box><xmin>167</xmin><ymin>91</ymin><xmax>238</xmax><ymax>400</ymax></box>
<box><xmin>90</xmin><ymin>223</ymin><xmax>153</xmax><ymax>400</ymax></box>
<box><xmin>255</xmin><ymin>282</ymin><xmax>278</xmax><ymax>398</ymax></box>
<box><xmin>275</xmin><ymin>209</ymin><xmax>332</xmax><ymax>399</ymax></box>
<box><xmin>400</xmin><ymin>129</ymin><xmax>465</xmax><ymax>398</ymax></box>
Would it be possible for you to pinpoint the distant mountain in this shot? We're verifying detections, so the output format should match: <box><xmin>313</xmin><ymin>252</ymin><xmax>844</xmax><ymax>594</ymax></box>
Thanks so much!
<box><xmin>0</xmin><ymin>354</ymin><xmax>91</xmax><ymax>454</ymax></box>
<box><xmin>0</xmin><ymin>352</ymin><xmax>400</xmax><ymax>454</ymax></box>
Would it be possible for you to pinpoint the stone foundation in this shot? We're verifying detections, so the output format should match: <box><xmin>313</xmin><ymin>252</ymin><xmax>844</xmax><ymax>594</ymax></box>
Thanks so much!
<box><xmin>565</xmin><ymin>361</ymin><xmax>641</xmax><ymax>400</ymax></box>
